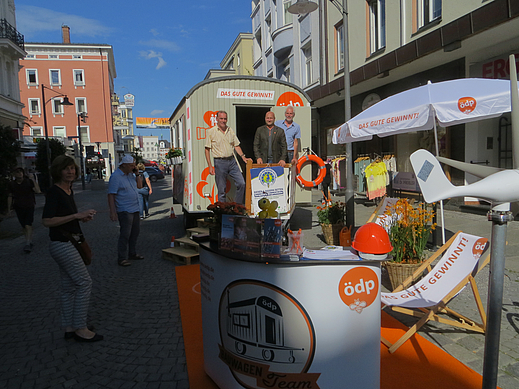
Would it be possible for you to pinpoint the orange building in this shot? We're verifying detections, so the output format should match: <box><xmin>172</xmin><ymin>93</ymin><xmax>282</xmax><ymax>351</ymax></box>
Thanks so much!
<box><xmin>18</xmin><ymin>26</ymin><xmax>117</xmax><ymax>176</ymax></box>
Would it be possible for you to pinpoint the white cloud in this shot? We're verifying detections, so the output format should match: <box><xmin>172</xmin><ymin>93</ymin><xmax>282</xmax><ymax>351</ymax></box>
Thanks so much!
<box><xmin>139</xmin><ymin>50</ymin><xmax>167</xmax><ymax>70</ymax></box>
<box><xmin>16</xmin><ymin>5</ymin><xmax>113</xmax><ymax>38</ymax></box>
<box><xmin>150</xmin><ymin>110</ymin><xmax>164</xmax><ymax>116</ymax></box>
<box><xmin>139</xmin><ymin>39</ymin><xmax>180</xmax><ymax>52</ymax></box>
<box><xmin>150</xmin><ymin>28</ymin><xmax>160</xmax><ymax>36</ymax></box>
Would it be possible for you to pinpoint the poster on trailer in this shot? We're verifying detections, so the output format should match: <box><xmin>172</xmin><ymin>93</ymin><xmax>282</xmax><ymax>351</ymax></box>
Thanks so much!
<box><xmin>250</xmin><ymin>166</ymin><xmax>287</xmax><ymax>215</ymax></box>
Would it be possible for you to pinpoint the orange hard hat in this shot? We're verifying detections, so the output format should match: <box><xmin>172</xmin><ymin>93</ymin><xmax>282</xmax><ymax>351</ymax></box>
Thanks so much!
<box><xmin>352</xmin><ymin>223</ymin><xmax>393</xmax><ymax>254</ymax></box>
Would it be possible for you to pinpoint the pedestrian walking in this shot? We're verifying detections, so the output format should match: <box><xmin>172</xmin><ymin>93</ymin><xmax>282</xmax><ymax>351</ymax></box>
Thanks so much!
<box><xmin>204</xmin><ymin>110</ymin><xmax>251</xmax><ymax>204</ymax></box>
<box><xmin>107</xmin><ymin>155</ymin><xmax>144</xmax><ymax>266</ymax></box>
<box><xmin>41</xmin><ymin>155</ymin><xmax>102</xmax><ymax>342</ymax></box>
<box><xmin>7</xmin><ymin>167</ymin><xmax>41</xmax><ymax>253</ymax></box>
<box><xmin>136</xmin><ymin>162</ymin><xmax>152</xmax><ymax>219</ymax></box>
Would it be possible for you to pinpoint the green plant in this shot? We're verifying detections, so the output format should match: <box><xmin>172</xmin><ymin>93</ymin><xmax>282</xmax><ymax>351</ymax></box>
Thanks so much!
<box><xmin>0</xmin><ymin>125</ymin><xmax>21</xmax><ymax>215</ymax></box>
<box><xmin>317</xmin><ymin>201</ymin><xmax>345</xmax><ymax>225</ymax></box>
<box><xmin>166</xmin><ymin>148</ymin><xmax>182</xmax><ymax>158</ymax></box>
<box><xmin>385</xmin><ymin>198</ymin><xmax>436</xmax><ymax>263</ymax></box>
<box><xmin>35</xmin><ymin>138</ymin><xmax>67</xmax><ymax>191</ymax></box>
<box><xmin>207</xmin><ymin>201</ymin><xmax>247</xmax><ymax>224</ymax></box>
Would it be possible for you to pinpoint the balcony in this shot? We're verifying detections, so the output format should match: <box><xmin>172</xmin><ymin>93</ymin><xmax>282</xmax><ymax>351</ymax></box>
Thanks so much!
<box><xmin>0</xmin><ymin>18</ymin><xmax>25</xmax><ymax>56</ymax></box>
<box><xmin>272</xmin><ymin>24</ymin><xmax>293</xmax><ymax>58</ymax></box>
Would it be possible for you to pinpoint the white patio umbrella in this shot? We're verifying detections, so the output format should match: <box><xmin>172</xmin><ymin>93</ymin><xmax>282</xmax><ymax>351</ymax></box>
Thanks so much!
<box><xmin>333</xmin><ymin>78</ymin><xmax>516</xmax><ymax>143</ymax></box>
<box><xmin>332</xmin><ymin>78</ymin><xmax>519</xmax><ymax>243</ymax></box>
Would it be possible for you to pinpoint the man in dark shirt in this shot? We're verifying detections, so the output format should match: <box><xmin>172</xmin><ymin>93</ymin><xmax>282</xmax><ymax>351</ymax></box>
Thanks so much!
<box><xmin>8</xmin><ymin>167</ymin><xmax>41</xmax><ymax>252</ymax></box>
<box><xmin>253</xmin><ymin>111</ymin><xmax>287</xmax><ymax>166</ymax></box>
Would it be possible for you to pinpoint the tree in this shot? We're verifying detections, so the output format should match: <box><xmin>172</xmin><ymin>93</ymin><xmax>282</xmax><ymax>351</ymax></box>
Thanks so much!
<box><xmin>36</xmin><ymin>139</ymin><xmax>67</xmax><ymax>191</ymax></box>
<box><xmin>0</xmin><ymin>125</ymin><xmax>21</xmax><ymax>215</ymax></box>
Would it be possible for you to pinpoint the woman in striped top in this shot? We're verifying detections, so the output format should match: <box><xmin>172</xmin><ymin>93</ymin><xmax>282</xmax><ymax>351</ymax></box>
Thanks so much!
<box><xmin>42</xmin><ymin>155</ymin><xmax>102</xmax><ymax>342</ymax></box>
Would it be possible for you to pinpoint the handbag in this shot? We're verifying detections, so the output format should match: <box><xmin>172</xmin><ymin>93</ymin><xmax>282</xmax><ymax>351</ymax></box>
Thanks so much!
<box><xmin>62</xmin><ymin>231</ymin><xmax>93</xmax><ymax>265</ymax></box>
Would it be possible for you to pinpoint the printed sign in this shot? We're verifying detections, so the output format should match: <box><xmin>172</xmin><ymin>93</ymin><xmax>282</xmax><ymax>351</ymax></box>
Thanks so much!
<box><xmin>250</xmin><ymin>166</ymin><xmax>287</xmax><ymax>215</ymax></box>
<box><xmin>216</xmin><ymin>88</ymin><xmax>275</xmax><ymax>100</ymax></box>
<box><xmin>392</xmin><ymin>172</ymin><xmax>420</xmax><ymax>192</ymax></box>
<box><xmin>381</xmin><ymin>233</ymin><xmax>488</xmax><ymax>308</ymax></box>
<box><xmin>135</xmin><ymin>117</ymin><xmax>170</xmax><ymax>127</ymax></box>
<box><xmin>218</xmin><ymin>280</ymin><xmax>320</xmax><ymax>389</ymax></box>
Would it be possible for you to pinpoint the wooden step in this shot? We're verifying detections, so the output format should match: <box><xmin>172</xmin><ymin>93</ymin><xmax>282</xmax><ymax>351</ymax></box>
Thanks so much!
<box><xmin>162</xmin><ymin>247</ymin><xmax>199</xmax><ymax>265</ymax></box>
<box><xmin>187</xmin><ymin>227</ymin><xmax>209</xmax><ymax>236</ymax></box>
<box><xmin>174</xmin><ymin>236</ymin><xmax>199</xmax><ymax>251</ymax></box>
<box><xmin>197</xmin><ymin>218</ymin><xmax>213</xmax><ymax>228</ymax></box>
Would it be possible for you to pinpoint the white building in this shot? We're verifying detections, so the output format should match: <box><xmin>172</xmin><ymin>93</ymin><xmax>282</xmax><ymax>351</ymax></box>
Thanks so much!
<box><xmin>135</xmin><ymin>135</ymin><xmax>159</xmax><ymax>162</ymax></box>
<box><xmin>0</xmin><ymin>0</ymin><xmax>26</xmax><ymax>133</ymax></box>
<box><xmin>252</xmin><ymin>0</ymin><xmax>519</xmax><ymax>205</ymax></box>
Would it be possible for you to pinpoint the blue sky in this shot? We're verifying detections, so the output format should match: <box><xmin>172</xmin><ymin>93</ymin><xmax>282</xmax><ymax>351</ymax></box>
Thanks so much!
<box><xmin>15</xmin><ymin>0</ymin><xmax>253</xmax><ymax>141</ymax></box>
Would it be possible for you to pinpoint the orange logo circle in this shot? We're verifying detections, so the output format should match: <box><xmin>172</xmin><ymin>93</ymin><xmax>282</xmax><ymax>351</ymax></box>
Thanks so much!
<box><xmin>458</xmin><ymin>97</ymin><xmax>477</xmax><ymax>114</ymax></box>
<box><xmin>472</xmin><ymin>238</ymin><xmax>488</xmax><ymax>257</ymax></box>
<box><xmin>276</xmin><ymin>92</ymin><xmax>304</xmax><ymax>107</ymax></box>
<box><xmin>338</xmin><ymin>267</ymin><xmax>379</xmax><ymax>313</ymax></box>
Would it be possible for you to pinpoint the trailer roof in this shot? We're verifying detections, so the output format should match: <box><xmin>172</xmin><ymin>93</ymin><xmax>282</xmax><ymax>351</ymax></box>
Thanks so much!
<box><xmin>169</xmin><ymin>75</ymin><xmax>311</xmax><ymax>121</ymax></box>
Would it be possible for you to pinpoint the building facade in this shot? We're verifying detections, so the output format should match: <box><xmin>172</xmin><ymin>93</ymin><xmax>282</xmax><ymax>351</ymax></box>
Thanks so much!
<box><xmin>18</xmin><ymin>26</ymin><xmax>117</xmax><ymax>176</ymax></box>
<box><xmin>205</xmin><ymin>33</ymin><xmax>254</xmax><ymax>79</ymax></box>
<box><xmin>135</xmin><ymin>135</ymin><xmax>159</xmax><ymax>162</ymax></box>
<box><xmin>252</xmin><ymin>0</ymin><xmax>519</xmax><ymax>197</ymax></box>
<box><xmin>0</xmin><ymin>0</ymin><xmax>26</xmax><ymax>134</ymax></box>
<box><xmin>112</xmin><ymin>93</ymin><xmax>134</xmax><ymax>159</ymax></box>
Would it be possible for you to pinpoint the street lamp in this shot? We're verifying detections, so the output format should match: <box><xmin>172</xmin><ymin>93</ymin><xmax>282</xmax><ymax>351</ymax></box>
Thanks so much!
<box><xmin>41</xmin><ymin>84</ymin><xmax>74</xmax><ymax>184</ymax></box>
<box><xmin>288</xmin><ymin>0</ymin><xmax>354</xmax><ymax>229</ymax></box>
<box><xmin>328</xmin><ymin>0</ymin><xmax>354</xmax><ymax>230</ymax></box>
<box><xmin>77</xmin><ymin>112</ymin><xmax>87</xmax><ymax>190</ymax></box>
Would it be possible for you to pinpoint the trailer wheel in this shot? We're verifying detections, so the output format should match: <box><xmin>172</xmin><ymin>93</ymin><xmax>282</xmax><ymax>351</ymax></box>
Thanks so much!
<box><xmin>262</xmin><ymin>349</ymin><xmax>275</xmax><ymax>361</ymax></box>
<box><xmin>235</xmin><ymin>342</ymin><xmax>246</xmax><ymax>355</ymax></box>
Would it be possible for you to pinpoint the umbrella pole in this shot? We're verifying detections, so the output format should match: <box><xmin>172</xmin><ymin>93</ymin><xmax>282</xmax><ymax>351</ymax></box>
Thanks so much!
<box><xmin>433</xmin><ymin>116</ymin><xmax>446</xmax><ymax>244</ymax></box>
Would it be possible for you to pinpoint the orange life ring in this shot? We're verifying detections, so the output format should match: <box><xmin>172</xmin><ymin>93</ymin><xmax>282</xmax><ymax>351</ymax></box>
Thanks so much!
<box><xmin>296</xmin><ymin>155</ymin><xmax>326</xmax><ymax>187</ymax></box>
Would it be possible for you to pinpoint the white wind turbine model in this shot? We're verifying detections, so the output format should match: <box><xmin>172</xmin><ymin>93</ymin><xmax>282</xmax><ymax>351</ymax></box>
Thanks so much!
<box><xmin>410</xmin><ymin>55</ymin><xmax>519</xmax><ymax>389</ymax></box>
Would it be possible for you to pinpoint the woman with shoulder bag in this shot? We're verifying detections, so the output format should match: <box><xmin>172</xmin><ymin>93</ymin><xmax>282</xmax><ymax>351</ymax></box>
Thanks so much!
<box><xmin>136</xmin><ymin>163</ymin><xmax>152</xmax><ymax>219</ymax></box>
<box><xmin>42</xmin><ymin>155</ymin><xmax>102</xmax><ymax>342</ymax></box>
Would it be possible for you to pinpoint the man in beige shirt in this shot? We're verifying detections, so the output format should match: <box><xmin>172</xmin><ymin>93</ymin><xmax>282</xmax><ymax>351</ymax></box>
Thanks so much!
<box><xmin>205</xmin><ymin>111</ymin><xmax>251</xmax><ymax>203</ymax></box>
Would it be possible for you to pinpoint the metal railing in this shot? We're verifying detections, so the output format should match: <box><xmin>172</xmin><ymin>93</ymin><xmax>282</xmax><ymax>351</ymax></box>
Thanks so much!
<box><xmin>0</xmin><ymin>18</ymin><xmax>25</xmax><ymax>51</ymax></box>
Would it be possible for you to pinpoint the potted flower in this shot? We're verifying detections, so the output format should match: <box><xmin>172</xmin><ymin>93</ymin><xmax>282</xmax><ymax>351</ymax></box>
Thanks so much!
<box><xmin>206</xmin><ymin>201</ymin><xmax>248</xmax><ymax>241</ymax></box>
<box><xmin>317</xmin><ymin>199</ymin><xmax>345</xmax><ymax>245</ymax></box>
<box><xmin>166</xmin><ymin>148</ymin><xmax>183</xmax><ymax>164</ymax></box>
<box><xmin>383</xmin><ymin>198</ymin><xmax>436</xmax><ymax>289</ymax></box>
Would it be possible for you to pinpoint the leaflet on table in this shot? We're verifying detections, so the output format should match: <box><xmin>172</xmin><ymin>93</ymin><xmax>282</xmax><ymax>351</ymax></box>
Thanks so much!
<box><xmin>220</xmin><ymin>215</ymin><xmax>235</xmax><ymax>251</ymax></box>
<box><xmin>301</xmin><ymin>248</ymin><xmax>361</xmax><ymax>261</ymax></box>
<box><xmin>262</xmin><ymin>218</ymin><xmax>283</xmax><ymax>258</ymax></box>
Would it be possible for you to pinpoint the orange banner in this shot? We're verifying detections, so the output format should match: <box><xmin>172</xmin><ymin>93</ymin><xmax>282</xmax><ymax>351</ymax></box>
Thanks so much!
<box><xmin>135</xmin><ymin>117</ymin><xmax>170</xmax><ymax>127</ymax></box>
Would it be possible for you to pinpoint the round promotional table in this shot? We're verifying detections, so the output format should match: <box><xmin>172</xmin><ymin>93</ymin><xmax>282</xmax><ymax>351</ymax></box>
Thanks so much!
<box><xmin>199</xmin><ymin>243</ymin><xmax>382</xmax><ymax>389</ymax></box>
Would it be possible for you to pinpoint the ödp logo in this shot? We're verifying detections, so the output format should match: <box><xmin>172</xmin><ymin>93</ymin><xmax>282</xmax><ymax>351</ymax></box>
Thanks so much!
<box><xmin>458</xmin><ymin>97</ymin><xmax>477</xmax><ymax>114</ymax></box>
<box><xmin>472</xmin><ymin>237</ymin><xmax>488</xmax><ymax>258</ymax></box>
<box><xmin>338</xmin><ymin>267</ymin><xmax>379</xmax><ymax>313</ymax></box>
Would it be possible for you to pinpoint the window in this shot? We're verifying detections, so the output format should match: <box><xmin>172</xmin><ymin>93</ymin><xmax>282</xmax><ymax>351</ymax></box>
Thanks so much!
<box><xmin>26</xmin><ymin>69</ymin><xmax>38</xmax><ymax>85</ymax></box>
<box><xmin>53</xmin><ymin>126</ymin><xmax>66</xmax><ymax>137</ymax></box>
<box><xmin>79</xmin><ymin>126</ymin><xmax>89</xmax><ymax>143</ymax></box>
<box><xmin>265</xmin><ymin>16</ymin><xmax>272</xmax><ymax>49</ymax></box>
<box><xmin>303</xmin><ymin>46</ymin><xmax>312</xmax><ymax>86</ymax></box>
<box><xmin>74</xmin><ymin>69</ymin><xmax>85</xmax><ymax>86</ymax></box>
<box><xmin>418</xmin><ymin>0</ymin><xmax>441</xmax><ymax>28</ymax></box>
<box><xmin>48</xmin><ymin>55</ymin><xmax>58</xmax><ymax>59</ymax></box>
<box><xmin>282</xmin><ymin>61</ymin><xmax>290</xmax><ymax>82</ymax></box>
<box><xmin>283</xmin><ymin>0</ymin><xmax>292</xmax><ymax>25</ymax></box>
<box><xmin>28</xmin><ymin>99</ymin><xmax>40</xmax><ymax>115</ymax></box>
<box><xmin>72</xmin><ymin>55</ymin><xmax>82</xmax><ymax>59</ymax></box>
<box><xmin>335</xmin><ymin>22</ymin><xmax>344</xmax><ymax>72</ymax></box>
<box><xmin>368</xmin><ymin>0</ymin><xmax>386</xmax><ymax>54</ymax></box>
<box><xmin>52</xmin><ymin>98</ymin><xmax>64</xmax><ymax>114</ymax></box>
<box><xmin>31</xmin><ymin>127</ymin><xmax>42</xmax><ymax>136</ymax></box>
<box><xmin>26</xmin><ymin>54</ymin><xmax>35</xmax><ymax>59</ymax></box>
<box><xmin>50</xmin><ymin>69</ymin><xmax>61</xmax><ymax>86</ymax></box>
<box><xmin>76</xmin><ymin>98</ymin><xmax>87</xmax><ymax>114</ymax></box>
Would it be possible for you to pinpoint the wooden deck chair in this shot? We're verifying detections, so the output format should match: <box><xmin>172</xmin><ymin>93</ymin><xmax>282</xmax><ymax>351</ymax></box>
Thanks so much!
<box><xmin>380</xmin><ymin>231</ymin><xmax>490</xmax><ymax>353</ymax></box>
<box><xmin>366</xmin><ymin>197</ymin><xmax>399</xmax><ymax>225</ymax></box>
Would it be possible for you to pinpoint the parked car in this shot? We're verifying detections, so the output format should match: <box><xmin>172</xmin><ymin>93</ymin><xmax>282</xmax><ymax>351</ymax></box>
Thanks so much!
<box><xmin>145</xmin><ymin>167</ymin><xmax>165</xmax><ymax>182</ymax></box>
<box><xmin>143</xmin><ymin>159</ymin><xmax>158</xmax><ymax>167</ymax></box>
